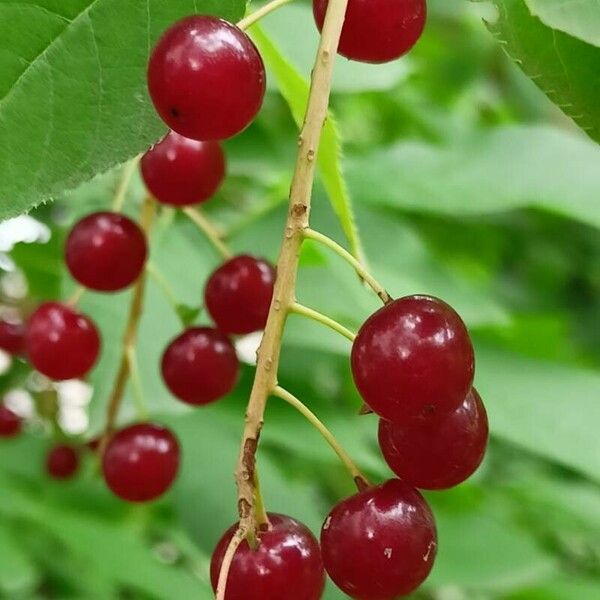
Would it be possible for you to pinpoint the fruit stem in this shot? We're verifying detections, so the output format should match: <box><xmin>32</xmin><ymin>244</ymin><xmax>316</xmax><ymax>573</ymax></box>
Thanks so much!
<box><xmin>215</xmin><ymin>526</ymin><xmax>247</xmax><ymax>600</ymax></box>
<box><xmin>289</xmin><ymin>301</ymin><xmax>356</xmax><ymax>341</ymax></box>
<box><xmin>99</xmin><ymin>197</ymin><xmax>155</xmax><ymax>453</ymax></box>
<box><xmin>146</xmin><ymin>262</ymin><xmax>181</xmax><ymax>314</ymax></box>
<box><xmin>237</xmin><ymin>0</ymin><xmax>296</xmax><ymax>31</ymax></box>
<box><xmin>272</xmin><ymin>385</ymin><xmax>370</xmax><ymax>490</ymax></box>
<box><xmin>125</xmin><ymin>346</ymin><xmax>148</xmax><ymax>421</ymax></box>
<box><xmin>182</xmin><ymin>206</ymin><xmax>232</xmax><ymax>260</ymax></box>
<box><xmin>112</xmin><ymin>155</ymin><xmax>141</xmax><ymax>212</ymax></box>
<box><xmin>303</xmin><ymin>228</ymin><xmax>392</xmax><ymax>304</ymax></box>
<box><xmin>253</xmin><ymin>469</ymin><xmax>270</xmax><ymax>528</ymax></box>
<box><xmin>225</xmin><ymin>0</ymin><xmax>349</xmax><ymax>573</ymax></box>
<box><xmin>66</xmin><ymin>285</ymin><xmax>86</xmax><ymax>307</ymax></box>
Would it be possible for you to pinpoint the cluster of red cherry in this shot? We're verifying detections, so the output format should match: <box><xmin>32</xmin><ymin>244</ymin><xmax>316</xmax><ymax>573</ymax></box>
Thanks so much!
<box><xmin>0</xmin><ymin>1</ymin><xmax>491</xmax><ymax>598</ymax></box>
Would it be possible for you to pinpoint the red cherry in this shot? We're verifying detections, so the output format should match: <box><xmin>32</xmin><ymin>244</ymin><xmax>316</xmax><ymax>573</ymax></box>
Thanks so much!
<box><xmin>46</xmin><ymin>444</ymin><xmax>80</xmax><ymax>479</ymax></box>
<box><xmin>148</xmin><ymin>16</ymin><xmax>266</xmax><ymax>141</ymax></box>
<box><xmin>0</xmin><ymin>319</ymin><xmax>25</xmax><ymax>355</ymax></box>
<box><xmin>204</xmin><ymin>255</ymin><xmax>275</xmax><ymax>335</ymax></box>
<box><xmin>313</xmin><ymin>0</ymin><xmax>426</xmax><ymax>63</ymax></box>
<box><xmin>102</xmin><ymin>423</ymin><xmax>180</xmax><ymax>502</ymax></box>
<box><xmin>379</xmin><ymin>389</ymin><xmax>488</xmax><ymax>490</ymax></box>
<box><xmin>141</xmin><ymin>131</ymin><xmax>226</xmax><ymax>206</ymax></box>
<box><xmin>321</xmin><ymin>479</ymin><xmax>437</xmax><ymax>600</ymax></box>
<box><xmin>25</xmin><ymin>302</ymin><xmax>101</xmax><ymax>381</ymax></box>
<box><xmin>210</xmin><ymin>513</ymin><xmax>325</xmax><ymax>600</ymax></box>
<box><xmin>351</xmin><ymin>295</ymin><xmax>474</xmax><ymax>423</ymax></box>
<box><xmin>161</xmin><ymin>328</ymin><xmax>239</xmax><ymax>405</ymax></box>
<box><xmin>65</xmin><ymin>212</ymin><xmax>147</xmax><ymax>291</ymax></box>
<box><xmin>0</xmin><ymin>404</ymin><xmax>22</xmax><ymax>437</ymax></box>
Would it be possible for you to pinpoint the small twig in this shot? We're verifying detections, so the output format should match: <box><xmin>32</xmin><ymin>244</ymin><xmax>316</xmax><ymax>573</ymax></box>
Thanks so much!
<box><xmin>238</xmin><ymin>0</ymin><xmax>295</xmax><ymax>31</ymax></box>
<box><xmin>215</xmin><ymin>526</ymin><xmax>247</xmax><ymax>600</ymax></box>
<box><xmin>289</xmin><ymin>301</ymin><xmax>356</xmax><ymax>341</ymax></box>
<box><xmin>112</xmin><ymin>156</ymin><xmax>141</xmax><ymax>212</ymax></box>
<box><xmin>304</xmin><ymin>228</ymin><xmax>391</xmax><ymax>304</ymax></box>
<box><xmin>272</xmin><ymin>386</ymin><xmax>369</xmax><ymax>490</ymax></box>
<box><xmin>182</xmin><ymin>206</ymin><xmax>232</xmax><ymax>260</ymax></box>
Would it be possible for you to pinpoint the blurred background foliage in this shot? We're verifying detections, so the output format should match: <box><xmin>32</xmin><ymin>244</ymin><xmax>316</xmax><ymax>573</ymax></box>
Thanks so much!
<box><xmin>1</xmin><ymin>0</ymin><xmax>600</xmax><ymax>598</ymax></box>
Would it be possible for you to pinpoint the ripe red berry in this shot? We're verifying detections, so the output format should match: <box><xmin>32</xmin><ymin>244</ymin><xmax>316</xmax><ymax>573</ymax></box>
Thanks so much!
<box><xmin>351</xmin><ymin>295</ymin><xmax>474</xmax><ymax>423</ymax></box>
<box><xmin>102</xmin><ymin>423</ymin><xmax>180</xmax><ymax>502</ymax></box>
<box><xmin>210</xmin><ymin>513</ymin><xmax>325</xmax><ymax>600</ymax></box>
<box><xmin>161</xmin><ymin>328</ymin><xmax>239</xmax><ymax>405</ymax></box>
<box><xmin>148</xmin><ymin>16</ymin><xmax>266</xmax><ymax>141</ymax></box>
<box><xmin>378</xmin><ymin>389</ymin><xmax>488</xmax><ymax>490</ymax></box>
<box><xmin>321</xmin><ymin>479</ymin><xmax>437</xmax><ymax>600</ymax></box>
<box><xmin>141</xmin><ymin>131</ymin><xmax>226</xmax><ymax>206</ymax></box>
<box><xmin>313</xmin><ymin>0</ymin><xmax>426</xmax><ymax>63</ymax></box>
<box><xmin>0</xmin><ymin>319</ymin><xmax>25</xmax><ymax>355</ymax></box>
<box><xmin>205</xmin><ymin>255</ymin><xmax>275</xmax><ymax>335</ymax></box>
<box><xmin>65</xmin><ymin>212</ymin><xmax>147</xmax><ymax>291</ymax></box>
<box><xmin>46</xmin><ymin>444</ymin><xmax>80</xmax><ymax>479</ymax></box>
<box><xmin>0</xmin><ymin>404</ymin><xmax>22</xmax><ymax>438</ymax></box>
<box><xmin>25</xmin><ymin>302</ymin><xmax>101</xmax><ymax>381</ymax></box>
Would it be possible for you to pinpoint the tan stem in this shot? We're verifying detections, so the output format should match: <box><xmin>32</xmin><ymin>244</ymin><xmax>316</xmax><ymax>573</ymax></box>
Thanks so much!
<box><xmin>99</xmin><ymin>197</ymin><xmax>155</xmax><ymax>453</ymax></box>
<box><xmin>215</xmin><ymin>527</ymin><xmax>247</xmax><ymax>600</ymax></box>
<box><xmin>231</xmin><ymin>0</ymin><xmax>350</xmax><ymax>540</ymax></box>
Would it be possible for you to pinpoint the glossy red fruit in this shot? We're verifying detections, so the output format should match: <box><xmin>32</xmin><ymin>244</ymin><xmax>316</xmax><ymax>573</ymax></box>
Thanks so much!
<box><xmin>379</xmin><ymin>389</ymin><xmax>488</xmax><ymax>490</ymax></box>
<box><xmin>313</xmin><ymin>0</ymin><xmax>426</xmax><ymax>63</ymax></box>
<box><xmin>102</xmin><ymin>423</ymin><xmax>180</xmax><ymax>502</ymax></box>
<box><xmin>65</xmin><ymin>212</ymin><xmax>147</xmax><ymax>291</ymax></box>
<box><xmin>351</xmin><ymin>295</ymin><xmax>474</xmax><ymax>423</ymax></box>
<box><xmin>210</xmin><ymin>513</ymin><xmax>325</xmax><ymax>600</ymax></box>
<box><xmin>141</xmin><ymin>131</ymin><xmax>226</xmax><ymax>206</ymax></box>
<box><xmin>205</xmin><ymin>255</ymin><xmax>275</xmax><ymax>335</ymax></box>
<box><xmin>46</xmin><ymin>445</ymin><xmax>79</xmax><ymax>479</ymax></box>
<box><xmin>0</xmin><ymin>405</ymin><xmax>22</xmax><ymax>438</ymax></box>
<box><xmin>161</xmin><ymin>328</ymin><xmax>239</xmax><ymax>405</ymax></box>
<box><xmin>0</xmin><ymin>319</ymin><xmax>25</xmax><ymax>355</ymax></box>
<box><xmin>25</xmin><ymin>302</ymin><xmax>101</xmax><ymax>381</ymax></box>
<box><xmin>321</xmin><ymin>479</ymin><xmax>437</xmax><ymax>600</ymax></box>
<box><xmin>148</xmin><ymin>16</ymin><xmax>266</xmax><ymax>141</ymax></box>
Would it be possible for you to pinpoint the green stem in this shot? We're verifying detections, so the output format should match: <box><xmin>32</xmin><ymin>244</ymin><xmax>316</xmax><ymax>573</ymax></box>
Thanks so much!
<box><xmin>238</xmin><ymin>0</ymin><xmax>295</xmax><ymax>31</ymax></box>
<box><xmin>289</xmin><ymin>301</ymin><xmax>356</xmax><ymax>341</ymax></box>
<box><xmin>182</xmin><ymin>207</ymin><xmax>232</xmax><ymax>260</ymax></box>
<box><xmin>303</xmin><ymin>228</ymin><xmax>391</xmax><ymax>304</ymax></box>
<box><xmin>112</xmin><ymin>156</ymin><xmax>141</xmax><ymax>212</ymax></box>
<box><xmin>146</xmin><ymin>262</ymin><xmax>180</xmax><ymax>312</ymax></box>
<box><xmin>66</xmin><ymin>285</ymin><xmax>86</xmax><ymax>307</ymax></box>
<box><xmin>271</xmin><ymin>385</ymin><xmax>369</xmax><ymax>491</ymax></box>
<box><xmin>125</xmin><ymin>346</ymin><xmax>148</xmax><ymax>421</ymax></box>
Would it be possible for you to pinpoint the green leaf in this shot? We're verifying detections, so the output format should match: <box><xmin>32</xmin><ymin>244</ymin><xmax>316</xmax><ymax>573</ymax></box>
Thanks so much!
<box><xmin>488</xmin><ymin>0</ymin><xmax>600</xmax><ymax>142</ymax></box>
<box><xmin>428</xmin><ymin>493</ymin><xmax>555</xmax><ymax>592</ymax></box>
<box><xmin>175</xmin><ymin>304</ymin><xmax>202</xmax><ymax>328</ymax></box>
<box><xmin>0</xmin><ymin>525</ymin><xmax>39</xmax><ymax>596</ymax></box>
<box><xmin>524</xmin><ymin>0</ymin><xmax>600</xmax><ymax>47</ymax></box>
<box><xmin>250</xmin><ymin>25</ymin><xmax>366</xmax><ymax>263</ymax></box>
<box><xmin>475</xmin><ymin>343</ymin><xmax>600</xmax><ymax>483</ymax></box>
<box><xmin>0</xmin><ymin>0</ymin><xmax>247</xmax><ymax>220</ymax></box>
<box><xmin>347</xmin><ymin>125</ymin><xmax>600</xmax><ymax>229</ymax></box>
